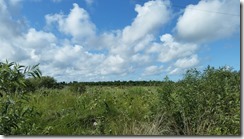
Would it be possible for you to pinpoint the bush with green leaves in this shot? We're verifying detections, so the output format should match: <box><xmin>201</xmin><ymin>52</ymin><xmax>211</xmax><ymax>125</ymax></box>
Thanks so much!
<box><xmin>0</xmin><ymin>60</ymin><xmax>41</xmax><ymax>95</ymax></box>
<box><xmin>68</xmin><ymin>83</ymin><xmax>86</xmax><ymax>94</ymax></box>
<box><xmin>157</xmin><ymin>66</ymin><xmax>240</xmax><ymax>135</ymax></box>
<box><xmin>0</xmin><ymin>60</ymin><xmax>42</xmax><ymax>135</ymax></box>
<box><xmin>0</xmin><ymin>95</ymin><xmax>41</xmax><ymax>135</ymax></box>
<box><xmin>25</xmin><ymin>76</ymin><xmax>57</xmax><ymax>92</ymax></box>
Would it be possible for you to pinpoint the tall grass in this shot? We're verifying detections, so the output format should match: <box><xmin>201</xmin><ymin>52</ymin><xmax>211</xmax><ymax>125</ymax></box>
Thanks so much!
<box><xmin>1</xmin><ymin>66</ymin><xmax>240</xmax><ymax>135</ymax></box>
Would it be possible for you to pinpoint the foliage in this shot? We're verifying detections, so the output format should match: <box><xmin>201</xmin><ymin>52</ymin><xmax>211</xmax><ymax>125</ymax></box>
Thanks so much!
<box><xmin>25</xmin><ymin>76</ymin><xmax>57</xmax><ymax>92</ymax></box>
<box><xmin>0</xmin><ymin>95</ymin><xmax>41</xmax><ymax>135</ymax></box>
<box><xmin>157</xmin><ymin>66</ymin><xmax>240</xmax><ymax>135</ymax></box>
<box><xmin>68</xmin><ymin>83</ymin><xmax>86</xmax><ymax>94</ymax></box>
<box><xmin>0</xmin><ymin>60</ymin><xmax>42</xmax><ymax>135</ymax></box>
<box><xmin>0</xmin><ymin>62</ymin><xmax>240</xmax><ymax>135</ymax></box>
<box><xmin>0</xmin><ymin>60</ymin><xmax>41</xmax><ymax>94</ymax></box>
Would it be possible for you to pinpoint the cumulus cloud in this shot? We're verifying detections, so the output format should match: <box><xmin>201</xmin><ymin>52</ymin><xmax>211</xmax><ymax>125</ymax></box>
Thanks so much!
<box><xmin>174</xmin><ymin>54</ymin><xmax>199</xmax><ymax>68</ymax></box>
<box><xmin>143</xmin><ymin>65</ymin><xmax>164</xmax><ymax>76</ymax></box>
<box><xmin>0</xmin><ymin>41</ymin><xmax>28</xmax><ymax>61</ymax></box>
<box><xmin>99</xmin><ymin>55</ymin><xmax>125</xmax><ymax>75</ymax></box>
<box><xmin>0</xmin><ymin>0</ymin><xmax>28</xmax><ymax>61</ymax></box>
<box><xmin>91</xmin><ymin>0</ymin><xmax>172</xmax><ymax>76</ymax></box>
<box><xmin>1</xmin><ymin>0</ymin><xmax>206</xmax><ymax>81</ymax></box>
<box><xmin>0</xmin><ymin>1</ymin><xmax>103</xmax><ymax>81</ymax></box>
<box><xmin>164</xmin><ymin>54</ymin><xmax>200</xmax><ymax>76</ymax></box>
<box><xmin>145</xmin><ymin>34</ymin><xmax>200</xmax><ymax>76</ymax></box>
<box><xmin>133</xmin><ymin>35</ymin><xmax>154</xmax><ymax>52</ymax></box>
<box><xmin>131</xmin><ymin>53</ymin><xmax>151</xmax><ymax>64</ymax></box>
<box><xmin>147</xmin><ymin>34</ymin><xmax>198</xmax><ymax>63</ymax></box>
<box><xmin>0</xmin><ymin>0</ymin><xmax>24</xmax><ymax>40</ymax></box>
<box><xmin>85</xmin><ymin>0</ymin><xmax>93</xmax><ymax>5</ymax></box>
<box><xmin>25</xmin><ymin>28</ymin><xmax>57</xmax><ymax>48</ymax></box>
<box><xmin>45</xmin><ymin>3</ymin><xmax>96</xmax><ymax>44</ymax></box>
<box><xmin>176</xmin><ymin>0</ymin><xmax>240</xmax><ymax>42</ymax></box>
<box><xmin>44</xmin><ymin>1</ymin><xmax>149</xmax><ymax>79</ymax></box>
<box><xmin>122</xmin><ymin>0</ymin><xmax>171</xmax><ymax>44</ymax></box>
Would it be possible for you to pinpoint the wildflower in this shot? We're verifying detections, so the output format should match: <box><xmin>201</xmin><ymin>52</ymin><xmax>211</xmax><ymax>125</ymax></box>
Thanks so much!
<box><xmin>93</xmin><ymin>122</ymin><xmax>98</xmax><ymax>126</ymax></box>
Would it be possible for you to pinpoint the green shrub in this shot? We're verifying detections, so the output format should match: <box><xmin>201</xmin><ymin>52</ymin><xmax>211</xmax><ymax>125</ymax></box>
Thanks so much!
<box><xmin>0</xmin><ymin>95</ymin><xmax>41</xmax><ymax>135</ymax></box>
<box><xmin>25</xmin><ymin>76</ymin><xmax>57</xmax><ymax>92</ymax></box>
<box><xmin>0</xmin><ymin>60</ymin><xmax>41</xmax><ymax>94</ymax></box>
<box><xmin>158</xmin><ymin>66</ymin><xmax>240</xmax><ymax>135</ymax></box>
<box><xmin>0</xmin><ymin>60</ymin><xmax>42</xmax><ymax>135</ymax></box>
<box><xmin>69</xmin><ymin>83</ymin><xmax>86</xmax><ymax>94</ymax></box>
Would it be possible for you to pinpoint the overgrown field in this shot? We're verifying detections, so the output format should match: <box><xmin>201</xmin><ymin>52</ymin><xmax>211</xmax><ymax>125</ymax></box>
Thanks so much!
<box><xmin>0</xmin><ymin>61</ymin><xmax>241</xmax><ymax>135</ymax></box>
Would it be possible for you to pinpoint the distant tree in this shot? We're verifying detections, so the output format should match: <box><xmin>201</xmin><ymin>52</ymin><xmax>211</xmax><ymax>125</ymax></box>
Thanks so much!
<box><xmin>38</xmin><ymin>76</ymin><xmax>57</xmax><ymax>89</ymax></box>
<box><xmin>25</xmin><ymin>76</ymin><xmax>57</xmax><ymax>91</ymax></box>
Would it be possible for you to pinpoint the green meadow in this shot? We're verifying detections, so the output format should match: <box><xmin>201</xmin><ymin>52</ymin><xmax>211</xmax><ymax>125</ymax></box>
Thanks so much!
<box><xmin>0</xmin><ymin>61</ymin><xmax>240</xmax><ymax>135</ymax></box>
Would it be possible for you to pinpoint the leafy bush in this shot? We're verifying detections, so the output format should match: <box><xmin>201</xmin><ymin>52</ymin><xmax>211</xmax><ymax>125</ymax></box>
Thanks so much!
<box><xmin>0</xmin><ymin>95</ymin><xmax>41</xmax><ymax>135</ymax></box>
<box><xmin>157</xmin><ymin>66</ymin><xmax>240</xmax><ymax>135</ymax></box>
<box><xmin>0</xmin><ymin>60</ymin><xmax>42</xmax><ymax>135</ymax></box>
<box><xmin>0</xmin><ymin>60</ymin><xmax>41</xmax><ymax>94</ymax></box>
<box><xmin>69</xmin><ymin>83</ymin><xmax>86</xmax><ymax>94</ymax></box>
<box><xmin>25</xmin><ymin>76</ymin><xmax>57</xmax><ymax>92</ymax></box>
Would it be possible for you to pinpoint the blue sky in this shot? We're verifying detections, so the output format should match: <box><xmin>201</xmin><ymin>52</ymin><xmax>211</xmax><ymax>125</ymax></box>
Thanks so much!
<box><xmin>0</xmin><ymin>0</ymin><xmax>240</xmax><ymax>82</ymax></box>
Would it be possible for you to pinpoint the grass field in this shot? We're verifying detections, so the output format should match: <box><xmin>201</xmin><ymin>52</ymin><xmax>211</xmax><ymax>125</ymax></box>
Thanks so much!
<box><xmin>0</xmin><ymin>62</ymin><xmax>241</xmax><ymax>135</ymax></box>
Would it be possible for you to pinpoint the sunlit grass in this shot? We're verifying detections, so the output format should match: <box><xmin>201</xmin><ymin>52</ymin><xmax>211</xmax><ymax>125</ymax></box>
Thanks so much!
<box><xmin>1</xmin><ymin>64</ymin><xmax>240</xmax><ymax>135</ymax></box>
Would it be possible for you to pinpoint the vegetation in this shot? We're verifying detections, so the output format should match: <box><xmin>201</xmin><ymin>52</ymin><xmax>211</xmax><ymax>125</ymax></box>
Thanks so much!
<box><xmin>0</xmin><ymin>60</ymin><xmax>42</xmax><ymax>135</ymax></box>
<box><xmin>0</xmin><ymin>60</ymin><xmax>41</xmax><ymax>95</ymax></box>
<box><xmin>0</xmin><ymin>61</ymin><xmax>240</xmax><ymax>135</ymax></box>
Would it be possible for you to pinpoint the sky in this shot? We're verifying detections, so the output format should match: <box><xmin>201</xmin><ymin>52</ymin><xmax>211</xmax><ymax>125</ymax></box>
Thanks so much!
<box><xmin>0</xmin><ymin>0</ymin><xmax>240</xmax><ymax>82</ymax></box>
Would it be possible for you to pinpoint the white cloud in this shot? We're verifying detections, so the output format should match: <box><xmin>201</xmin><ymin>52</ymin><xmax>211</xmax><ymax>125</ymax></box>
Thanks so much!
<box><xmin>145</xmin><ymin>34</ymin><xmax>200</xmax><ymax>76</ymax></box>
<box><xmin>45</xmin><ymin>3</ymin><xmax>96</xmax><ymax>43</ymax></box>
<box><xmin>0</xmin><ymin>0</ymin><xmax>28</xmax><ymax>61</ymax></box>
<box><xmin>99</xmin><ymin>55</ymin><xmax>125</xmax><ymax>75</ymax></box>
<box><xmin>147</xmin><ymin>34</ymin><xmax>198</xmax><ymax>63</ymax></box>
<box><xmin>131</xmin><ymin>53</ymin><xmax>151</xmax><ymax>63</ymax></box>
<box><xmin>144</xmin><ymin>34</ymin><xmax>199</xmax><ymax>75</ymax></box>
<box><xmin>0</xmin><ymin>4</ymin><xmax>105</xmax><ymax>81</ymax></box>
<box><xmin>0</xmin><ymin>41</ymin><xmax>28</xmax><ymax>61</ymax></box>
<box><xmin>165</xmin><ymin>54</ymin><xmax>199</xmax><ymax>76</ymax></box>
<box><xmin>21</xmin><ymin>28</ymin><xmax>58</xmax><ymax>64</ymax></box>
<box><xmin>25</xmin><ymin>28</ymin><xmax>57</xmax><ymax>48</ymax></box>
<box><xmin>0</xmin><ymin>0</ymin><xmax>7</xmax><ymax>13</ymax></box>
<box><xmin>143</xmin><ymin>65</ymin><xmax>164</xmax><ymax>76</ymax></box>
<box><xmin>122</xmin><ymin>0</ymin><xmax>171</xmax><ymax>44</ymax></box>
<box><xmin>176</xmin><ymin>0</ymin><xmax>239</xmax><ymax>42</ymax></box>
<box><xmin>168</xmin><ymin>68</ymin><xmax>181</xmax><ymax>75</ymax></box>
<box><xmin>174</xmin><ymin>55</ymin><xmax>199</xmax><ymax>68</ymax></box>
<box><xmin>53</xmin><ymin>45</ymin><xmax>84</xmax><ymax>67</ymax></box>
<box><xmin>0</xmin><ymin>0</ymin><xmax>24</xmax><ymax>40</ymax></box>
<box><xmin>92</xmin><ymin>0</ymin><xmax>172</xmax><ymax>76</ymax></box>
<box><xmin>160</xmin><ymin>33</ymin><xmax>174</xmax><ymax>43</ymax></box>
<box><xmin>0</xmin><ymin>0</ymin><xmax>206</xmax><ymax>81</ymax></box>
<box><xmin>133</xmin><ymin>35</ymin><xmax>154</xmax><ymax>52</ymax></box>
<box><xmin>85</xmin><ymin>0</ymin><xmax>93</xmax><ymax>5</ymax></box>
